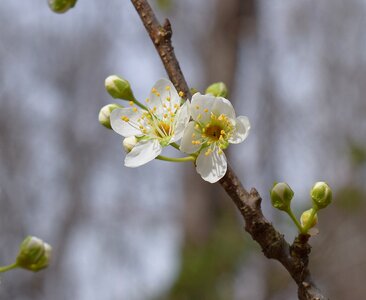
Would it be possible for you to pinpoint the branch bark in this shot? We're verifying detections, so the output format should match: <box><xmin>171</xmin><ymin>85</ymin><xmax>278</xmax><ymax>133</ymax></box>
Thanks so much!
<box><xmin>130</xmin><ymin>1</ymin><xmax>327</xmax><ymax>299</ymax></box>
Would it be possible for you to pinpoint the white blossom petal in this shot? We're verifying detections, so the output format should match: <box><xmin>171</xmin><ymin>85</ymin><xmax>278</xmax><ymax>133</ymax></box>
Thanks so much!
<box><xmin>196</xmin><ymin>146</ymin><xmax>227</xmax><ymax>183</ymax></box>
<box><xmin>211</xmin><ymin>97</ymin><xmax>236</xmax><ymax>119</ymax></box>
<box><xmin>190</xmin><ymin>93</ymin><xmax>216</xmax><ymax>123</ymax></box>
<box><xmin>124</xmin><ymin>139</ymin><xmax>162</xmax><ymax>168</ymax></box>
<box><xmin>171</xmin><ymin>101</ymin><xmax>191</xmax><ymax>142</ymax></box>
<box><xmin>229</xmin><ymin>116</ymin><xmax>251</xmax><ymax>144</ymax></box>
<box><xmin>190</xmin><ymin>93</ymin><xmax>236</xmax><ymax>123</ymax></box>
<box><xmin>148</xmin><ymin>79</ymin><xmax>180</xmax><ymax>116</ymax></box>
<box><xmin>110</xmin><ymin>108</ymin><xmax>143</xmax><ymax>137</ymax></box>
<box><xmin>179</xmin><ymin>121</ymin><xmax>202</xmax><ymax>154</ymax></box>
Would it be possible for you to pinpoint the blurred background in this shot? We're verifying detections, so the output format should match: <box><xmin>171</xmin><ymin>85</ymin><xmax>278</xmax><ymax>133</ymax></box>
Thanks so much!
<box><xmin>0</xmin><ymin>0</ymin><xmax>365</xmax><ymax>299</ymax></box>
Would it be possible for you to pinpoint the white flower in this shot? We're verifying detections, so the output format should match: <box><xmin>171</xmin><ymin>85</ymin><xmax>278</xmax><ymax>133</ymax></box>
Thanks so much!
<box><xmin>110</xmin><ymin>79</ymin><xmax>190</xmax><ymax>167</ymax></box>
<box><xmin>180</xmin><ymin>93</ymin><xmax>250</xmax><ymax>183</ymax></box>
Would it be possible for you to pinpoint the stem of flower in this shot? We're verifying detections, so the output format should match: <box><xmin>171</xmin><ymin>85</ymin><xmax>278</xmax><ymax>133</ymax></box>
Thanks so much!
<box><xmin>156</xmin><ymin>155</ymin><xmax>196</xmax><ymax>163</ymax></box>
<box><xmin>286</xmin><ymin>209</ymin><xmax>303</xmax><ymax>233</ymax></box>
<box><xmin>170</xmin><ymin>142</ymin><xmax>180</xmax><ymax>150</ymax></box>
<box><xmin>302</xmin><ymin>207</ymin><xmax>318</xmax><ymax>233</ymax></box>
<box><xmin>0</xmin><ymin>263</ymin><xmax>18</xmax><ymax>273</ymax></box>
<box><xmin>131</xmin><ymin>96</ymin><xmax>149</xmax><ymax>111</ymax></box>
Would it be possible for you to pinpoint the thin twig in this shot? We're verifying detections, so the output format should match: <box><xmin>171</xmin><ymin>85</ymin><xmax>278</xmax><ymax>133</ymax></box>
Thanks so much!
<box><xmin>130</xmin><ymin>1</ymin><xmax>328</xmax><ymax>299</ymax></box>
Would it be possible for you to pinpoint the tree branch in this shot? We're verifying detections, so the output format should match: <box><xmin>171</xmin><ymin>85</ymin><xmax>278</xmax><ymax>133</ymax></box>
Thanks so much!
<box><xmin>130</xmin><ymin>1</ymin><xmax>327</xmax><ymax>299</ymax></box>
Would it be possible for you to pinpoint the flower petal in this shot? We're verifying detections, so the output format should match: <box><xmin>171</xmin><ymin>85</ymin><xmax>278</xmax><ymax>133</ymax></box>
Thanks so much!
<box><xmin>190</xmin><ymin>93</ymin><xmax>216</xmax><ymax>123</ymax></box>
<box><xmin>196</xmin><ymin>146</ymin><xmax>227</xmax><ymax>183</ymax></box>
<box><xmin>110</xmin><ymin>108</ymin><xmax>143</xmax><ymax>137</ymax></box>
<box><xmin>211</xmin><ymin>97</ymin><xmax>236</xmax><ymax>120</ymax></box>
<box><xmin>171</xmin><ymin>101</ymin><xmax>191</xmax><ymax>142</ymax></box>
<box><xmin>190</xmin><ymin>93</ymin><xmax>236</xmax><ymax>123</ymax></box>
<box><xmin>124</xmin><ymin>139</ymin><xmax>162</xmax><ymax>168</ymax></box>
<box><xmin>179</xmin><ymin>121</ymin><xmax>203</xmax><ymax>154</ymax></box>
<box><xmin>229</xmin><ymin>116</ymin><xmax>251</xmax><ymax>144</ymax></box>
<box><xmin>148</xmin><ymin>79</ymin><xmax>180</xmax><ymax>116</ymax></box>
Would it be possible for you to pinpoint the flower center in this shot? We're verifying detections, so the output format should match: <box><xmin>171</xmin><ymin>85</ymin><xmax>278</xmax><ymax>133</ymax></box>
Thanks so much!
<box><xmin>156</xmin><ymin>121</ymin><xmax>171</xmax><ymax>137</ymax></box>
<box><xmin>204</xmin><ymin>124</ymin><xmax>222</xmax><ymax>141</ymax></box>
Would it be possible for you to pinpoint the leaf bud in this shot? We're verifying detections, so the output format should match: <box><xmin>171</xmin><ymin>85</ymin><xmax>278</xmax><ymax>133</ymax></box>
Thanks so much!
<box><xmin>16</xmin><ymin>236</ymin><xmax>52</xmax><ymax>272</ymax></box>
<box><xmin>300</xmin><ymin>208</ymin><xmax>318</xmax><ymax>229</ymax></box>
<box><xmin>205</xmin><ymin>82</ymin><xmax>228</xmax><ymax>98</ymax></box>
<box><xmin>48</xmin><ymin>0</ymin><xmax>77</xmax><ymax>13</ymax></box>
<box><xmin>98</xmin><ymin>103</ymin><xmax>123</xmax><ymax>129</ymax></box>
<box><xmin>123</xmin><ymin>136</ymin><xmax>137</xmax><ymax>153</ymax></box>
<box><xmin>311</xmin><ymin>181</ymin><xmax>332</xmax><ymax>209</ymax></box>
<box><xmin>105</xmin><ymin>75</ymin><xmax>135</xmax><ymax>101</ymax></box>
<box><xmin>270</xmin><ymin>182</ymin><xmax>294</xmax><ymax>211</ymax></box>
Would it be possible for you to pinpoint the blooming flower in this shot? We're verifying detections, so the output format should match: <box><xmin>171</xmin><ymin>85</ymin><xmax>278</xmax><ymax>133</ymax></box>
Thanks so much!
<box><xmin>180</xmin><ymin>93</ymin><xmax>250</xmax><ymax>183</ymax></box>
<box><xmin>110</xmin><ymin>79</ymin><xmax>190</xmax><ymax>167</ymax></box>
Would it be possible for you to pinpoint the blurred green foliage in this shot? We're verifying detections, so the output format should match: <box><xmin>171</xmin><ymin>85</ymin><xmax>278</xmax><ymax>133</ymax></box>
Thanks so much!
<box><xmin>156</xmin><ymin>0</ymin><xmax>173</xmax><ymax>12</ymax></box>
<box><xmin>162</xmin><ymin>212</ymin><xmax>249</xmax><ymax>300</ymax></box>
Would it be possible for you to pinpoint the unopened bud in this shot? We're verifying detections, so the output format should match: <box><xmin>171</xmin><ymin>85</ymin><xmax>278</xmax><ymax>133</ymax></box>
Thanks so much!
<box><xmin>99</xmin><ymin>103</ymin><xmax>123</xmax><ymax>129</ymax></box>
<box><xmin>123</xmin><ymin>136</ymin><xmax>137</xmax><ymax>153</ymax></box>
<box><xmin>48</xmin><ymin>0</ymin><xmax>77</xmax><ymax>13</ymax></box>
<box><xmin>105</xmin><ymin>75</ymin><xmax>134</xmax><ymax>101</ymax></box>
<box><xmin>270</xmin><ymin>182</ymin><xmax>294</xmax><ymax>211</ymax></box>
<box><xmin>311</xmin><ymin>181</ymin><xmax>332</xmax><ymax>209</ymax></box>
<box><xmin>205</xmin><ymin>82</ymin><xmax>228</xmax><ymax>98</ymax></box>
<box><xmin>16</xmin><ymin>236</ymin><xmax>52</xmax><ymax>272</ymax></box>
<box><xmin>300</xmin><ymin>208</ymin><xmax>318</xmax><ymax>229</ymax></box>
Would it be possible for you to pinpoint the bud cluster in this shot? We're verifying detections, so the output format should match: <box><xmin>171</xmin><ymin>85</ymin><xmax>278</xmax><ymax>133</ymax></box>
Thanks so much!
<box><xmin>270</xmin><ymin>181</ymin><xmax>332</xmax><ymax>235</ymax></box>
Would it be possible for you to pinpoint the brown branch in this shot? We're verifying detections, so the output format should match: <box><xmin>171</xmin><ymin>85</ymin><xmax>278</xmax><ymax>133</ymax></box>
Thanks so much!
<box><xmin>130</xmin><ymin>0</ymin><xmax>190</xmax><ymax>98</ymax></box>
<box><xmin>130</xmin><ymin>1</ymin><xmax>328</xmax><ymax>299</ymax></box>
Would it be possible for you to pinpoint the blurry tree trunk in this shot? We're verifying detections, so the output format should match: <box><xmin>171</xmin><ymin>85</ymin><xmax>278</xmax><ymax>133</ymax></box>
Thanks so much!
<box><xmin>166</xmin><ymin>1</ymin><xmax>257</xmax><ymax>298</ymax></box>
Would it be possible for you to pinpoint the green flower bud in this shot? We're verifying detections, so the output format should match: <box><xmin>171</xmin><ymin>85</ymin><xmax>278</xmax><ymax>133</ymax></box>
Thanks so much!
<box><xmin>270</xmin><ymin>182</ymin><xmax>294</xmax><ymax>211</ymax></box>
<box><xmin>123</xmin><ymin>136</ymin><xmax>137</xmax><ymax>153</ymax></box>
<box><xmin>30</xmin><ymin>243</ymin><xmax>52</xmax><ymax>271</ymax></box>
<box><xmin>105</xmin><ymin>75</ymin><xmax>135</xmax><ymax>101</ymax></box>
<box><xmin>311</xmin><ymin>181</ymin><xmax>332</xmax><ymax>209</ymax></box>
<box><xmin>300</xmin><ymin>208</ymin><xmax>318</xmax><ymax>229</ymax></box>
<box><xmin>48</xmin><ymin>0</ymin><xmax>77</xmax><ymax>13</ymax></box>
<box><xmin>98</xmin><ymin>103</ymin><xmax>123</xmax><ymax>129</ymax></box>
<box><xmin>205</xmin><ymin>82</ymin><xmax>228</xmax><ymax>98</ymax></box>
<box><xmin>16</xmin><ymin>236</ymin><xmax>52</xmax><ymax>272</ymax></box>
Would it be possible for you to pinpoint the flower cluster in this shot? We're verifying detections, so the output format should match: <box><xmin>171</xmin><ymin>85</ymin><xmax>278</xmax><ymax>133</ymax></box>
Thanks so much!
<box><xmin>101</xmin><ymin>77</ymin><xmax>251</xmax><ymax>183</ymax></box>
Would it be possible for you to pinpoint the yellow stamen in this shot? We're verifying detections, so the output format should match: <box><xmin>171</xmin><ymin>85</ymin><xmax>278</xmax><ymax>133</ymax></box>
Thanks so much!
<box><xmin>121</xmin><ymin>116</ymin><xmax>129</xmax><ymax>122</ymax></box>
<box><xmin>204</xmin><ymin>108</ymin><xmax>208</xmax><ymax>113</ymax></box>
<box><xmin>133</xmin><ymin>107</ymin><xmax>138</xmax><ymax>112</ymax></box>
<box><xmin>179</xmin><ymin>91</ymin><xmax>184</xmax><ymax>97</ymax></box>
<box><xmin>129</xmin><ymin>101</ymin><xmax>134</xmax><ymax>106</ymax></box>
<box><xmin>165</xmin><ymin>86</ymin><xmax>170</xmax><ymax>90</ymax></box>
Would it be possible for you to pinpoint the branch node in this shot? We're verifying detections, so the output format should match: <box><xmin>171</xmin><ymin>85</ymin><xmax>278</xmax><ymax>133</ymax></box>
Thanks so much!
<box><xmin>162</xmin><ymin>18</ymin><xmax>172</xmax><ymax>38</ymax></box>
